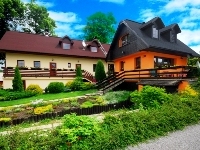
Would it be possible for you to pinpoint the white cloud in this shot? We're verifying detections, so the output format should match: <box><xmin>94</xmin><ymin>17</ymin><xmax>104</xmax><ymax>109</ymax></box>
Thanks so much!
<box><xmin>48</xmin><ymin>11</ymin><xmax>84</xmax><ymax>38</ymax></box>
<box><xmin>54</xmin><ymin>22</ymin><xmax>84</xmax><ymax>38</ymax></box>
<box><xmin>139</xmin><ymin>9</ymin><xmax>156</xmax><ymax>22</ymax></box>
<box><xmin>99</xmin><ymin>0</ymin><xmax>125</xmax><ymax>4</ymax></box>
<box><xmin>190</xmin><ymin>45</ymin><xmax>200</xmax><ymax>54</ymax></box>
<box><xmin>48</xmin><ymin>11</ymin><xmax>81</xmax><ymax>23</ymax></box>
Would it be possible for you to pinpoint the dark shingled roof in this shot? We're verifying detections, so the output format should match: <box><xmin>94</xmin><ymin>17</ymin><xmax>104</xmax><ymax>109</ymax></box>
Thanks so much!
<box><xmin>137</xmin><ymin>80</ymin><xmax>181</xmax><ymax>86</ymax></box>
<box><xmin>124</xmin><ymin>19</ymin><xmax>199</xmax><ymax>57</ymax></box>
<box><xmin>0</xmin><ymin>31</ymin><xmax>110</xmax><ymax>59</ymax></box>
<box><xmin>160</xmin><ymin>23</ymin><xmax>181</xmax><ymax>34</ymax></box>
<box><xmin>140</xmin><ymin>17</ymin><xmax>165</xmax><ymax>30</ymax></box>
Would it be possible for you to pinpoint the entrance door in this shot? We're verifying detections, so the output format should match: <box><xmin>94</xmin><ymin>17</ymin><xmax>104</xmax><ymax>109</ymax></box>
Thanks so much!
<box><xmin>50</xmin><ymin>62</ymin><xmax>56</xmax><ymax>76</ymax></box>
<box><xmin>120</xmin><ymin>61</ymin><xmax>124</xmax><ymax>71</ymax></box>
<box><xmin>76</xmin><ymin>64</ymin><xmax>81</xmax><ymax>69</ymax></box>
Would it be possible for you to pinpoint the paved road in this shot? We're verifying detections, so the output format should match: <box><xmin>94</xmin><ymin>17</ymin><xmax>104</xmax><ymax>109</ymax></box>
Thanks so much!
<box><xmin>127</xmin><ymin>123</ymin><xmax>200</xmax><ymax>150</ymax></box>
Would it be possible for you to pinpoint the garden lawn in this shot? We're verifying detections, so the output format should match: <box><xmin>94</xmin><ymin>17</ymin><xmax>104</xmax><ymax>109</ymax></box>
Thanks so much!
<box><xmin>0</xmin><ymin>89</ymin><xmax>97</xmax><ymax>107</ymax></box>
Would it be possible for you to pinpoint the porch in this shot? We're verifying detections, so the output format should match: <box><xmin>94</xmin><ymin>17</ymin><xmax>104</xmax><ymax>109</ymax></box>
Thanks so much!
<box><xmin>96</xmin><ymin>66</ymin><xmax>198</xmax><ymax>93</ymax></box>
<box><xmin>3</xmin><ymin>68</ymin><xmax>96</xmax><ymax>82</ymax></box>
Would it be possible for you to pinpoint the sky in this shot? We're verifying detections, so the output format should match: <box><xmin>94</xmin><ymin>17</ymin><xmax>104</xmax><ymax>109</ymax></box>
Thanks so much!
<box><xmin>21</xmin><ymin>0</ymin><xmax>200</xmax><ymax>53</ymax></box>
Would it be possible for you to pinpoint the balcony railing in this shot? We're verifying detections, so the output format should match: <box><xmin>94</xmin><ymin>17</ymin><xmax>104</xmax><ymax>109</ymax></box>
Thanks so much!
<box><xmin>3</xmin><ymin>68</ymin><xmax>96</xmax><ymax>82</ymax></box>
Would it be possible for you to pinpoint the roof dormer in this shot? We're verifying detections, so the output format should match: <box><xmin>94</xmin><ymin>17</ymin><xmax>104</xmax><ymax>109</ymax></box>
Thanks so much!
<box><xmin>140</xmin><ymin>17</ymin><xmax>165</xmax><ymax>39</ymax></box>
<box><xmin>87</xmin><ymin>39</ymin><xmax>100</xmax><ymax>52</ymax></box>
<box><xmin>59</xmin><ymin>35</ymin><xmax>74</xmax><ymax>50</ymax></box>
<box><xmin>160</xmin><ymin>23</ymin><xmax>181</xmax><ymax>43</ymax></box>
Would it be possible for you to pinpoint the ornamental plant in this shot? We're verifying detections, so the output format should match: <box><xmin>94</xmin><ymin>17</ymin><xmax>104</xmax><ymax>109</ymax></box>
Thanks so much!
<box><xmin>26</xmin><ymin>84</ymin><xmax>43</xmax><ymax>95</ymax></box>
<box><xmin>130</xmin><ymin>85</ymin><xmax>172</xmax><ymax>109</ymax></box>
<box><xmin>58</xmin><ymin>113</ymin><xmax>100</xmax><ymax>144</ymax></box>
<box><xmin>76</xmin><ymin>66</ymin><xmax>82</xmax><ymax>78</ymax></box>
<box><xmin>48</xmin><ymin>82</ymin><xmax>65</xmax><ymax>93</ymax></box>
<box><xmin>95</xmin><ymin>59</ymin><xmax>106</xmax><ymax>82</ymax></box>
<box><xmin>180</xmin><ymin>85</ymin><xmax>198</xmax><ymax>98</ymax></box>
<box><xmin>33</xmin><ymin>104</ymin><xmax>53</xmax><ymax>115</ymax></box>
<box><xmin>12</xmin><ymin>66</ymin><xmax>23</xmax><ymax>92</ymax></box>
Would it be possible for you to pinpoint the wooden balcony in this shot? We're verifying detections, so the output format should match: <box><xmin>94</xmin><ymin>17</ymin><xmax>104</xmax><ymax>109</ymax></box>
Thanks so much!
<box><xmin>96</xmin><ymin>66</ymin><xmax>198</xmax><ymax>91</ymax></box>
<box><xmin>3</xmin><ymin>68</ymin><xmax>96</xmax><ymax>82</ymax></box>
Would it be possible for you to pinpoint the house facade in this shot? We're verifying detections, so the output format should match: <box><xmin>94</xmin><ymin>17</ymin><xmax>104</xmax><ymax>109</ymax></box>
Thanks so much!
<box><xmin>0</xmin><ymin>31</ymin><xmax>114</xmax><ymax>89</ymax></box>
<box><xmin>103</xmin><ymin>17</ymin><xmax>199</xmax><ymax>92</ymax></box>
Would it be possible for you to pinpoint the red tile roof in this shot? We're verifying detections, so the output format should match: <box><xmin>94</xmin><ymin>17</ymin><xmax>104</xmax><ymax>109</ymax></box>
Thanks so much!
<box><xmin>0</xmin><ymin>31</ymin><xmax>110</xmax><ymax>59</ymax></box>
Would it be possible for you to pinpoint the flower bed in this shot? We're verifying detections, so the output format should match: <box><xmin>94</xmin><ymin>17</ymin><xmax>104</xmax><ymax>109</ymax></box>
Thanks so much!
<box><xmin>0</xmin><ymin>91</ymin><xmax>132</xmax><ymax>127</ymax></box>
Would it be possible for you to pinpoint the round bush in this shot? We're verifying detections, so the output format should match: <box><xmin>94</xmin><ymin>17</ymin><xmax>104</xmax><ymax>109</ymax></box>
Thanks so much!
<box><xmin>48</xmin><ymin>82</ymin><xmax>64</xmax><ymax>93</ymax></box>
<box><xmin>26</xmin><ymin>84</ymin><xmax>43</xmax><ymax>95</ymax></box>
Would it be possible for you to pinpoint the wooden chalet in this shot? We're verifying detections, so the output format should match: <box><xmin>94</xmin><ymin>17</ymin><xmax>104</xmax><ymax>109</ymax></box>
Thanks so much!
<box><xmin>97</xmin><ymin>17</ymin><xmax>200</xmax><ymax>93</ymax></box>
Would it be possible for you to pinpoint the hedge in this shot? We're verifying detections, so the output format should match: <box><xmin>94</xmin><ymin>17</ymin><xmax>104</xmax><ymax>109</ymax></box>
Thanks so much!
<box><xmin>0</xmin><ymin>95</ymin><xmax>200</xmax><ymax>149</ymax></box>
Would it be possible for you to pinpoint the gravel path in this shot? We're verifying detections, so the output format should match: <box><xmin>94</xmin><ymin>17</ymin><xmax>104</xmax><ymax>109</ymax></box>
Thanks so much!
<box><xmin>127</xmin><ymin>123</ymin><xmax>200</xmax><ymax>150</ymax></box>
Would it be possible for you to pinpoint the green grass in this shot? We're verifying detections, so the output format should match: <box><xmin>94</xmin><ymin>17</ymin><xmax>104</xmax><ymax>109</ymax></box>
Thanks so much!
<box><xmin>0</xmin><ymin>89</ymin><xmax>97</xmax><ymax>107</ymax></box>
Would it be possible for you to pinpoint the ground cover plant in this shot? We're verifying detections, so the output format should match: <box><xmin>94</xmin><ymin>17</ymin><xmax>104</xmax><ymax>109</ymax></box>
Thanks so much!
<box><xmin>1</xmin><ymin>91</ymin><xmax>200</xmax><ymax>149</ymax></box>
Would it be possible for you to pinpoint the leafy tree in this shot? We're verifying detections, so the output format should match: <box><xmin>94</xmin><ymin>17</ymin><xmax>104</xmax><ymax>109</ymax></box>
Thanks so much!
<box><xmin>22</xmin><ymin>1</ymin><xmax>56</xmax><ymax>35</ymax></box>
<box><xmin>12</xmin><ymin>66</ymin><xmax>24</xmax><ymax>92</ymax></box>
<box><xmin>95</xmin><ymin>60</ymin><xmax>106</xmax><ymax>82</ymax></box>
<box><xmin>0</xmin><ymin>0</ymin><xmax>25</xmax><ymax>39</ymax></box>
<box><xmin>83</xmin><ymin>12</ymin><xmax>116</xmax><ymax>43</ymax></box>
<box><xmin>187</xmin><ymin>57</ymin><xmax>199</xmax><ymax>66</ymax></box>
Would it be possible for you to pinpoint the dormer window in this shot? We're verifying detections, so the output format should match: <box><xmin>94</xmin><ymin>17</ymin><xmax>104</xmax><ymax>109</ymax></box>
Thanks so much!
<box><xmin>119</xmin><ymin>34</ymin><xmax>128</xmax><ymax>47</ymax></box>
<box><xmin>91</xmin><ymin>46</ymin><xmax>97</xmax><ymax>52</ymax></box>
<box><xmin>63</xmin><ymin>43</ymin><xmax>70</xmax><ymax>50</ymax></box>
<box><xmin>153</xmin><ymin>28</ymin><xmax>158</xmax><ymax>38</ymax></box>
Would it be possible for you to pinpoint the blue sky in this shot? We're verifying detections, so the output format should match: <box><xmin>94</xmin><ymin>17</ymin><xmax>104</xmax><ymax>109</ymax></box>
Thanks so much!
<box><xmin>22</xmin><ymin>0</ymin><xmax>200</xmax><ymax>53</ymax></box>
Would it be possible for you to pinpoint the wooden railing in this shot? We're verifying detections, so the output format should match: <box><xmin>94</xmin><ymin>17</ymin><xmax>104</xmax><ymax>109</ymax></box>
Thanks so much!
<box><xmin>3</xmin><ymin>68</ymin><xmax>96</xmax><ymax>82</ymax></box>
<box><xmin>96</xmin><ymin>66</ymin><xmax>198</xmax><ymax>91</ymax></box>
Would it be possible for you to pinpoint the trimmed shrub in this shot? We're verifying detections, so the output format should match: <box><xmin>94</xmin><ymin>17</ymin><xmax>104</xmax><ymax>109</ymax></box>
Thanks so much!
<box><xmin>12</xmin><ymin>66</ymin><xmax>23</xmax><ymax>92</ymax></box>
<box><xmin>95</xmin><ymin>59</ymin><xmax>106</xmax><ymax>82</ymax></box>
<box><xmin>130</xmin><ymin>85</ymin><xmax>172</xmax><ymax>109</ymax></box>
<box><xmin>65</xmin><ymin>81</ymin><xmax>73</xmax><ymax>88</ymax></box>
<box><xmin>80</xmin><ymin>82</ymin><xmax>95</xmax><ymax>91</ymax></box>
<box><xmin>1</xmin><ymin>91</ymin><xmax>35</xmax><ymax>101</ymax></box>
<box><xmin>70</xmin><ymin>77</ymin><xmax>83</xmax><ymax>91</ymax></box>
<box><xmin>47</xmin><ymin>82</ymin><xmax>65</xmax><ymax>93</ymax></box>
<box><xmin>26</xmin><ymin>84</ymin><xmax>43</xmax><ymax>95</ymax></box>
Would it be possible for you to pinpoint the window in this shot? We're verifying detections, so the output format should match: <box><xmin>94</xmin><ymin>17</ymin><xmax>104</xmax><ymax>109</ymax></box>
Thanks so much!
<box><xmin>63</xmin><ymin>43</ymin><xmax>70</xmax><ymax>49</ymax></box>
<box><xmin>153</xmin><ymin>28</ymin><xmax>158</xmax><ymax>38</ymax></box>
<box><xmin>68</xmin><ymin>63</ymin><xmax>71</xmax><ymax>68</ymax></box>
<box><xmin>17</xmin><ymin>60</ymin><xmax>25</xmax><ymax>67</ymax></box>
<box><xmin>121</xmin><ymin>35</ymin><xmax>128</xmax><ymax>46</ymax></box>
<box><xmin>93</xmin><ymin>64</ymin><xmax>96</xmax><ymax>72</ymax></box>
<box><xmin>135</xmin><ymin>57</ymin><xmax>141</xmax><ymax>69</ymax></box>
<box><xmin>119</xmin><ymin>34</ymin><xmax>128</xmax><ymax>47</ymax></box>
<box><xmin>91</xmin><ymin>47</ymin><xmax>97</xmax><ymax>52</ymax></box>
<box><xmin>154</xmin><ymin>57</ymin><xmax>174</xmax><ymax>67</ymax></box>
<box><xmin>34</xmin><ymin>61</ymin><xmax>40</xmax><ymax>68</ymax></box>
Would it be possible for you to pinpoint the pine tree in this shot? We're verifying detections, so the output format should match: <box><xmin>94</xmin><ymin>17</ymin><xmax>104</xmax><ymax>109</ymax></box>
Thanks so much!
<box><xmin>12</xmin><ymin>66</ymin><xmax>23</xmax><ymax>91</ymax></box>
<box><xmin>76</xmin><ymin>66</ymin><xmax>82</xmax><ymax>78</ymax></box>
<box><xmin>95</xmin><ymin>60</ymin><xmax>106</xmax><ymax>82</ymax></box>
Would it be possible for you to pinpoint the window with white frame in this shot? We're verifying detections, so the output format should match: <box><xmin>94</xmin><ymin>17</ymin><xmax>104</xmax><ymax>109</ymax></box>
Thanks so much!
<box><xmin>153</xmin><ymin>28</ymin><xmax>158</xmax><ymax>38</ymax></box>
<box><xmin>34</xmin><ymin>61</ymin><xmax>40</xmax><ymax>68</ymax></box>
<box><xmin>63</xmin><ymin>43</ymin><xmax>70</xmax><ymax>49</ymax></box>
<box><xmin>17</xmin><ymin>60</ymin><xmax>25</xmax><ymax>67</ymax></box>
<box><xmin>91</xmin><ymin>46</ymin><xmax>97</xmax><ymax>52</ymax></box>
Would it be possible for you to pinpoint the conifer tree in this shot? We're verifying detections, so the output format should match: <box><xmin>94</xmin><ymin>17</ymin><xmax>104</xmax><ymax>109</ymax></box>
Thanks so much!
<box><xmin>12</xmin><ymin>66</ymin><xmax>23</xmax><ymax>91</ymax></box>
<box><xmin>95</xmin><ymin>60</ymin><xmax>106</xmax><ymax>82</ymax></box>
